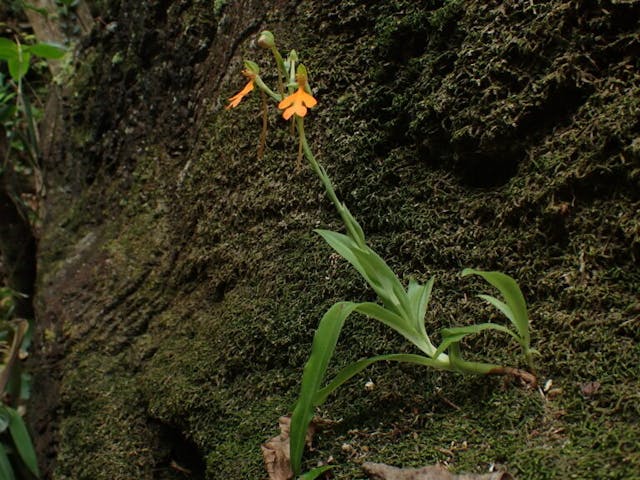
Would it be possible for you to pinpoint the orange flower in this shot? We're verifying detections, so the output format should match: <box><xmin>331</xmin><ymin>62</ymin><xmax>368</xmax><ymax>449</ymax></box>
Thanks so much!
<box><xmin>226</xmin><ymin>69</ymin><xmax>256</xmax><ymax>109</ymax></box>
<box><xmin>278</xmin><ymin>85</ymin><xmax>317</xmax><ymax>120</ymax></box>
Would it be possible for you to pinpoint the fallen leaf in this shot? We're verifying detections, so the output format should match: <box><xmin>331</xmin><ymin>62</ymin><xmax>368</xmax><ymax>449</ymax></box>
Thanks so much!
<box><xmin>362</xmin><ymin>462</ymin><xmax>513</xmax><ymax>480</ymax></box>
<box><xmin>261</xmin><ymin>416</ymin><xmax>321</xmax><ymax>480</ymax></box>
<box><xmin>262</xmin><ymin>417</ymin><xmax>294</xmax><ymax>480</ymax></box>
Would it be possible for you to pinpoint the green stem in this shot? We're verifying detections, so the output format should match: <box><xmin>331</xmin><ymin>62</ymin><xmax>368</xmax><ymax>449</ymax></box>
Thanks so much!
<box><xmin>295</xmin><ymin>116</ymin><xmax>366</xmax><ymax>247</ymax></box>
<box><xmin>448</xmin><ymin>343</ymin><xmax>501</xmax><ymax>375</ymax></box>
<box><xmin>270</xmin><ymin>46</ymin><xmax>286</xmax><ymax>96</ymax></box>
<box><xmin>254</xmin><ymin>75</ymin><xmax>281</xmax><ymax>102</ymax></box>
<box><xmin>296</xmin><ymin>118</ymin><xmax>340</xmax><ymax>210</ymax></box>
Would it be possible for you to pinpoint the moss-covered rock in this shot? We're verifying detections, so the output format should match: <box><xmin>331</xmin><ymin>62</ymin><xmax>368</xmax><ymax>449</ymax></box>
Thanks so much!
<box><xmin>32</xmin><ymin>1</ymin><xmax>639</xmax><ymax>479</ymax></box>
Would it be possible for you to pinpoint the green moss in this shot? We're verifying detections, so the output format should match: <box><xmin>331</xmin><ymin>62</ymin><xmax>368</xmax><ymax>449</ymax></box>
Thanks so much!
<box><xmin>34</xmin><ymin>0</ymin><xmax>640</xmax><ymax>479</ymax></box>
<box><xmin>55</xmin><ymin>354</ymin><xmax>155</xmax><ymax>480</ymax></box>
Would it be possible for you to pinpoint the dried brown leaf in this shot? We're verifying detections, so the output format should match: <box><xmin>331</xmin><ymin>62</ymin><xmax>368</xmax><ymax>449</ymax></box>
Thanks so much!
<box><xmin>362</xmin><ymin>462</ymin><xmax>513</xmax><ymax>480</ymax></box>
<box><xmin>262</xmin><ymin>417</ymin><xmax>294</xmax><ymax>480</ymax></box>
<box><xmin>261</xmin><ymin>416</ymin><xmax>320</xmax><ymax>480</ymax></box>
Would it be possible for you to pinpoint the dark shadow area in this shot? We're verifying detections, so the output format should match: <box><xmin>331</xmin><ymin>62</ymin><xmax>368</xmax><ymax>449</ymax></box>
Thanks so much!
<box><xmin>151</xmin><ymin>420</ymin><xmax>207</xmax><ymax>480</ymax></box>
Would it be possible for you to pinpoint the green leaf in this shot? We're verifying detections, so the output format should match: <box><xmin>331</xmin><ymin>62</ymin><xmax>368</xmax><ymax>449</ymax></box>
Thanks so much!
<box><xmin>442</xmin><ymin>323</ymin><xmax>519</xmax><ymax>341</ymax></box>
<box><xmin>290</xmin><ymin>301</ymin><xmax>358</xmax><ymax>476</ymax></box>
<box><xmin>6</xmin><ymin>407</ymin><xmax>39</xmax><ymax>478</ymax></box>
<box><xmin>22</xmin><ymin>3</ymin><xmax>49</xmax><ymax>17</ymax></box>
<box><xmin>407</xmin><ymin>277</ymin><xmax>435</xmax><ymax>336</ymax></box>
<box><xmin>20</xmin><ymin>372</ymin><xmax>32</xmax><ymax>401</ymax></box>
<box><xmin>315</xmin><ymin>229</ymin><xmax>408</xmax><ymax>316</ymax></box>
<box><xmin>315</xmin><ymin>353</ymin><xmax>449</xmax><ymax>405</ymax></box>
<box><xmin>288</xmin><ymin>301</ymin><xmax>440</xmax><ymax>475</ymax></box>
<box><xmin>8</xmin><ymin>51</ymin><xmax>31</xmax><ymax>82</ymax></box>
<box><xmin>0</xmin><ymin>38</ymin><xmax>17</xmax><ymax>61</ymax></box>
<box><xmin>350</xmin><ymin>246</ymin><xmax>407</xmax><ymax>311</ymax></box>
<box><xmin>20</xmin><ymin>319</ymin><xmax>34</xmax><ymax>353</ymax></box>
<box><xmin>299</xmin><ymin>465</ymin><xmax>335</xmax><ymax>479</ymax></box>
<box><xmin>433</xmin><ymin>322</ymin><xmax>521</xmax><ymax>359</ymax></box>
<box><xmin>339</xmin><ymin>203</ymin><xmax>366</xmax><ymax>246</ymax></box>
<box><xmin>477</xmin><ymin>294</ymin><xmax>514</xmax><ymax>324</ymax></box>
<box><xmin>315</xmin><ymin>229</ymin><xmax>364</xmax><ymax>277</ymax></box>
<box><xmin>27</xmin><ymin>42</ymin><xmax>66</xmax><ymax>60</ymax></box>
<box><xmin>0</xmin><ymin>443</ymin><xmax>16</xmax><ymax>480</ymax></box>
<box><xmin>315</xmin><ymin>230</ymin><xmax>385</xmax><ymax>306</ymax></box>
<box><xmin>462</xmin><ymin>269</ymin><xmax>530</xmax><ymax>347</ymax></box>
<box><xmin>353</xmin><ymin>302</ymin><xmax>431</xmax><ymax>355</ymax></box>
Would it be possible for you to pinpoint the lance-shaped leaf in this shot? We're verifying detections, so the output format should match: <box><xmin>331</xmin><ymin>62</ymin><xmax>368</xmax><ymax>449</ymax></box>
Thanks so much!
<box><xmin>290</xmin><ymin>297</ymin><xmax>449</xmax><ymax>475</ymax></box>
<box><xmin>315</xmin><ymin>229</ymin><xmax>410</xmax><ymax>318</ymax></box>
<box><xmin>0</xmin><ymin>38</ymin><xmax>17</xmax><ymax>61</ymax></box>
<box><xmin>407</xmin><ymin>277</ymin><xmax>435</xmax><ymax>338</ymax></box>
<box><xmin>26</xmin><ymin>42</ymin><xmax>66</xmax><ymax>60</ymax></box>
<box><xmin>433</xmin><ymin>323</ymin><xmax>521</xmax><ymax>360</ymax></box>
<box><xmin>339</xmin><ymin>202</ymin><xmax>366</xmax><ymax>247</ymax></box>
<box><xmin>290</xmin><ymin>301</ymin><xmax>359</xmax><ymax>475</ymax></box>
<box><xmin>8</xmin><ymin>50</ymin><xmax>30</xmax><ymax>83</ymax></box>
<box><xmin>0</xmin><ymin>443</ymin><xmax>16</xmax><ymax>480</ymax></box>
<box><xmin>299</xmin><ymin>465</ymin><xmax>335</xmax><ymax>479</ymax></box>
<box><xmin>461</xmin><ymin>269</ymin><xmax>530</xmax><ymax>348</ymax></box>
<box><xmin>5</xmin><ymin>406</ymin><xmax>39</xmax><ymax>478</ymax></box>
<box><xmin>354</xmin><ymin>302</ymin><xmax>433</xmax><ymax>356</ymax></box>
<box><xmin>315</xmin><ymin>353</ymin><xmax>450</xmax><ymax>405</ymax></box>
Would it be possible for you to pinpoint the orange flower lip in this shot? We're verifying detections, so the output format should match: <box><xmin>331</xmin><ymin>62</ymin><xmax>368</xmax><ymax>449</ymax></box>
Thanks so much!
<box><xmin>278</xmin><ymin>86</ymin><xmax>317</xmax><ymax>120</ymax></box>
<box><xmin>226</xmin><ymin>69</ymin><xmax>256</xmax><ymax>109</ymax></box>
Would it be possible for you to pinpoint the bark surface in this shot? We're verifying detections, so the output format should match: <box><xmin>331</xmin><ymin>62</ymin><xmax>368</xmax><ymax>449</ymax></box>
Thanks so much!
<box><xmin>31</xmin><ymin>1</ymin><xmax>639</xmax><ymax>479</ymax></box>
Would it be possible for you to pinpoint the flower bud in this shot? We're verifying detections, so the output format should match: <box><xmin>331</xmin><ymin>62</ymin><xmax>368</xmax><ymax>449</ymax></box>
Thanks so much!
<box><xmin>296</xmin><ymin>64</ymin><xmax>311</xmax><ymax>91</ymax></box>
<box><xmin>243</xmin><ymin>60</ymin><xmax>260</xmax><ymax>75</ymax></box>
<box><xmin>257</xmin><ymin>30</ymin><xmax>275</xmax><ymax>49</ymax></box>
<box><xmin>287</xmin><ymin>50</ymin><xmax>299</xmax><ymax>63</ymax></box>
<box><xmin>296</xmin><ymin>64</ymin><xmax>308</xmax><ymax>82</ymax></box>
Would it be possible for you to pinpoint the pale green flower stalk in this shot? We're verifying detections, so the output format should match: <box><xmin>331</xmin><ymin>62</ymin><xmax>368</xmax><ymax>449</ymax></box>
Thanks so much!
<box><xmin>227</xmin><ymin>31</ymin><xmax>537</xmax><ymax>478</ymax></box>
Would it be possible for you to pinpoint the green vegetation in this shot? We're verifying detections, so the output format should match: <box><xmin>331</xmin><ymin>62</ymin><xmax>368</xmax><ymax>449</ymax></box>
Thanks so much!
<box><xmin>0</xmin><ymin>36</ymin><xmax>65</xmax><ymax>158</ymax></box>
<box><xmin>0</xmin><ymin>33</ymin><xmax>65</xmax><ymax>480</ymax></box>
<box><xmin>228</xmin><ymin>34</ymin><xmax>537</xmax><ymax>476</ymax></box>
<box><xmin>33</xmin><ymin>1</ymin><xmax>639</xmax><ymax>479</ymax></box>
<box><xmin>0</xmin><ymin>290</ymin><xmax>38</xmax><ymax>479</ymax></box>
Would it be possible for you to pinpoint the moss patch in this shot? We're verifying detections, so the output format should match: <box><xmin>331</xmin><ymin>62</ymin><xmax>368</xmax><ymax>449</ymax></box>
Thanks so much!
<box><xmin>33</xmin><ymin>0</ymin><xmax>640</xmax><ymax>479</ymax></box>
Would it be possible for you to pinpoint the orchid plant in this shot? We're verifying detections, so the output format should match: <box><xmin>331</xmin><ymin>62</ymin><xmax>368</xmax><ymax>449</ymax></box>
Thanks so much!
<box><xmin>226</xmin><ymin>31</ymin><xmax>537</xmax><ymax>478</ymax></box>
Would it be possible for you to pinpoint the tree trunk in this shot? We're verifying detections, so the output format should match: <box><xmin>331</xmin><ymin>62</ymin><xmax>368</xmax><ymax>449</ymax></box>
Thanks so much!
<box><xmin>31</xmin><ymin>1</ymin><xmax>640</xmax><ymax>479</ymax></box>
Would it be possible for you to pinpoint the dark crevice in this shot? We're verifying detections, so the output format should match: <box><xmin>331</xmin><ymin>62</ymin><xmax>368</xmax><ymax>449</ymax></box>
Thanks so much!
<box><xmin>0</xmin><ymin>188</ymin><xmax>37</xmax><ymax>318</ymax></box>
<box><xmin>517</xmin><ymin>82</ymin><xmax>592</xmax><ymax>138</ymax></box>
<box><xmin>455</xmin><ymin>150</ymin><xmax>522</xmax><ymax>188</ymax></box>
<box><xmin>150</xmin><ymin>420</ymin><xmax>206</xmax><ymax>480</ymax></box>
<box><xmin>0</xmin><ymin>129</ymin><xmax>37</xmax><ymax>319</ymax></box>
<box><xmin>452</xmin><ymin>81</ymin><xmax>592</xmax><ymax>188</ymax></box>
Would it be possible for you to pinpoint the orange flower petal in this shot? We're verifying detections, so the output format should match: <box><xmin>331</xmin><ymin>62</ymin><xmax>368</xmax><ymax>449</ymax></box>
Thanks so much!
<box><xmin>278</xmin><ymin>93</ymin><xmax>295</xmax><ymax>109</ymax></box>
<box><xmin>299</xmin><ymin>90</ymin><xmax>317</xmax><ymax>108</ymax></box>
<box><xmin>282</xmin><ymin>106</ymin><xmax>296</xmax><ymax>120</ymax></box>
<box><xmin>293</xmin><ymin>102</ymin><xmax>308</xmax><ymax>117</ymax></box>
<box><xmin>226</xmin><ymin>80</ymin><xmax>254</xmax><ymax>109</ymax></box>
<box><xmin>278</xmin><ymin>87</ymin><xmax>317</xmax><ymax>119</ymax></box>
